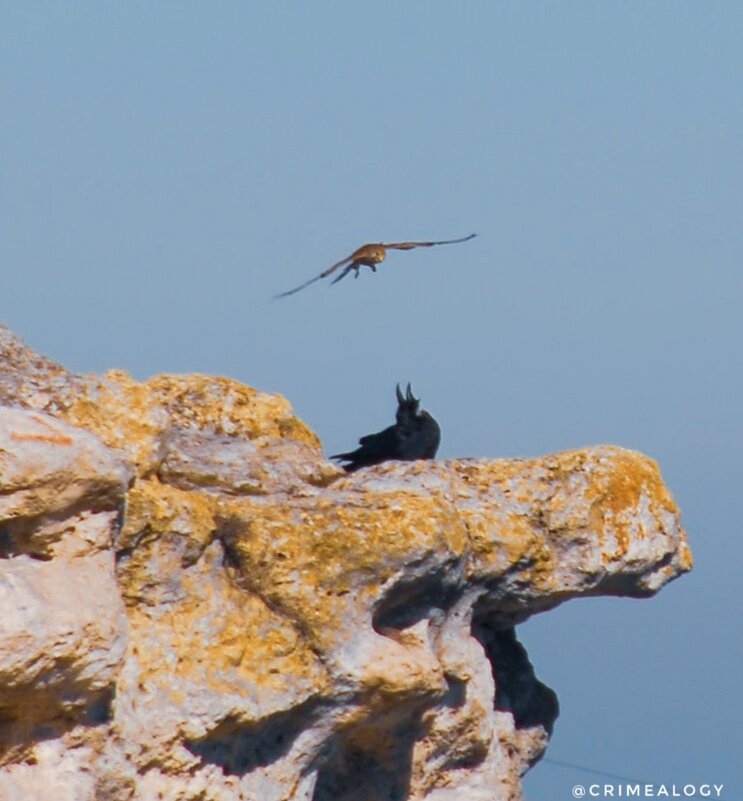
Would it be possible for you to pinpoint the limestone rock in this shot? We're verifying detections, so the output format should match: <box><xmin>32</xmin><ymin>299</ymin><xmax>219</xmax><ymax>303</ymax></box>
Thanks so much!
<box><xmin>0</xmin><ymin>323</ymin><xmax>691</xmax><ymax>801</ymax></box>
<box><xmin>0</xmin><ymin>405</ymin><xmax>129</xmax><ymax>767</ymax></box>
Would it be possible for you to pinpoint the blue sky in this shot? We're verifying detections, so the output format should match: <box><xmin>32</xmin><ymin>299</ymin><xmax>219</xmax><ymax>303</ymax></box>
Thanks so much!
<box><xmin>2</xmin><ymin>4</ymin><xmax>741</xmax><ymax>797</ymax></box>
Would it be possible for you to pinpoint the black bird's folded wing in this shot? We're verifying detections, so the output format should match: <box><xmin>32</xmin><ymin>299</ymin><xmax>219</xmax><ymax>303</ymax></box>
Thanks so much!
<box><xmin>331</xmin><ymin>424</ymin><xmax>398</xmax><ymax>471</ymax></box>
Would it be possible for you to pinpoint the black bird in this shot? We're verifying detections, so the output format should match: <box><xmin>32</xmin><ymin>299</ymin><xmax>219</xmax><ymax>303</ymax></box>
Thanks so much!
<box><xmin>332</xmin><ymin>383</ymin><xmax>441</xmax><ymax>472</ymax></box>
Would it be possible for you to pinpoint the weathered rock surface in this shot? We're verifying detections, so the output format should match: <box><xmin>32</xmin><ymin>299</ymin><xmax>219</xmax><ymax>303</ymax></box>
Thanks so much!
<box><xmin>0</xmin><ymin>323</ymin><xmax>691</xmax><ymax>801</ymax></box>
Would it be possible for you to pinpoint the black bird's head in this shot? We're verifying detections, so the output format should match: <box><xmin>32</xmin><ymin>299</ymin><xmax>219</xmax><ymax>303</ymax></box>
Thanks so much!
<box><xmin>395</xmin><ymin>382</ymin><xmax>421</xmax><ymax>423</ymax></box>
<box><xmin>394</xmin><ymin>382</ymin><xmax>441</xmax><ymax>459</ymax></box>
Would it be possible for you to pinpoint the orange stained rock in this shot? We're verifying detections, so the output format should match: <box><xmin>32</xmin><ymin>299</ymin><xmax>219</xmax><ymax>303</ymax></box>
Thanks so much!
<box><xmin>10</xmin><ymin>413</ymin><xmax>74</xmax><ymax>445</ymax></box>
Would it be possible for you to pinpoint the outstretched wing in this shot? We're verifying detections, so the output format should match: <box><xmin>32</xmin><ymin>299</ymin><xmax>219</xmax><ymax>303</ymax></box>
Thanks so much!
<box><xmin>383</xmin><ymin>233</ymin><xmax>477</xmax><ymax>252</ymax></box>
<box><xmin>274</xmin><ymin>252</ymin><xmax>356</xmax><ymax>299</ymax></box>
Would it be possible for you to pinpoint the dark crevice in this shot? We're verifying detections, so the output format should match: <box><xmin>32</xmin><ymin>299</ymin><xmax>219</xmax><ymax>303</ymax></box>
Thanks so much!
<box><xmin>110</xmin><ymin>504</ymin><xmax>127</xmax><ymax>560</ymax></box>
<box><xmin>0</xmin><ymin>686</ymin><xmax>115</xmax><ymax>760</ymax></box>
<box><xmin>212</xmin><ymin>514</ymin><xmax>255</xmax><ymax>579</ymax></box>
<box><xmin>185</xmin><ymin>697</ymin><xmax>325</xmax><ymax>776</ymax></box>
<box><xmin>0</xmin><ymin>495</ymin><xmax>124</xmax><ymax>560</ymax></box>
<box><xmin>372</xmin><ymin>563</ymin><xmax>462</xmax><ymax>633</ymax></box>
<box><xmin>115</xmin><ymin>522</ymin><xmax>213</xmax><ymax>572</ymax></box>
<box><xmin>441</xmin><ymin>674</ymin><xmax>467</xmax><ymax>709</ymax></box>
<box><xmin>311</xmin><ymin>712</ymin><xmax>423</xmax><ymax>801</ymax></box>
<box><xmin>214</xmin><ymin>515</ymin><xmax>244</xmax><ymax>573</ymax></box>
<box><xmin>0</xmin><ymin>520</ymin><xmax>56</xmax><ymax>559</ymax></box>
<box><xmin>0</xmin><ymin>526</ymin><xmax>12</xmax><ymax>558</ymax></box>
<box><xmin>114</xmin><ymin>524</ymin><xmax>150</xmax><ymax>565</ymax></box>
<box><xmin>471</xmin><ymin>608</ymin><xmax>559</xmax><ymax>735</ymax></box>
<box><xmin>83</xmin><ymin>687</ymin><xmax>115</xmax><ymax>725</ymax></box>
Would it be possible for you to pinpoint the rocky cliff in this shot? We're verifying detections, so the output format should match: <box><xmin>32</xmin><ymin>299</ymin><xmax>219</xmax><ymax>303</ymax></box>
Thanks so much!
<box><xmin>0</xmin><ymin>324</ymin><xmax>691</xmax><ymax>801</ymax></box>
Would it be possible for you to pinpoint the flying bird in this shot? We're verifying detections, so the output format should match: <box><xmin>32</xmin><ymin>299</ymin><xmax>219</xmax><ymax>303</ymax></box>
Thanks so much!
<box><xmin>275</xmin><ymin>233</ymin><xmax>477</xmax><ymax>298</ymax></box>
<box><xmin>332</xmin><ymin>383</ymin><xmax>441</xmax><ymax>473</ymax></box>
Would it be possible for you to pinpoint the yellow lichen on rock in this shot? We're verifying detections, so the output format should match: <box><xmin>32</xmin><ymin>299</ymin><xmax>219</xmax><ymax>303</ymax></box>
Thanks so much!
<box><xmin>145</xmin><ymin>374</ymin><xmax>320</xmax><ymax>447</ymax></box>
<box><xmin>64</xmin><ymin>371</ymin><xmax>167</xmax><ymax>471</ymax></box>
<box><xmin>117</xmin><ymin>478</ymin><xmax>329</xmax><ymax>700</ymax></box>
<box><xmin>220</xmin><ymin>490</ymin><xmax>469</xmax><ymax>652</ymax></box>
<box><xmin>60</xmin><ymin>370</ymin><xmax>321</xmax><ymax>474</ymax></box>
<box><xmin>117</xmin><ymin>478</ymin><xmax>216</xmax><ymax>604</ymax></box>
<box><xmin>583</xmin><ymin>448</ymin><xmax>691</xmax><ymax>569</ymax></box>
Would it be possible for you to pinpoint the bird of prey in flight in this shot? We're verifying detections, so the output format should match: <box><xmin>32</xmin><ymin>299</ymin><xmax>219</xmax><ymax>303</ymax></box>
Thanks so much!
<box><xmin>275</xmin><ymin>233</ymin><xmax>476</xmax><ymax>298</ymax></box>
<box><xmin>332</xmin><ymin>383</ymin><xmax>441</xmax><ymax>473</ymax></box>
